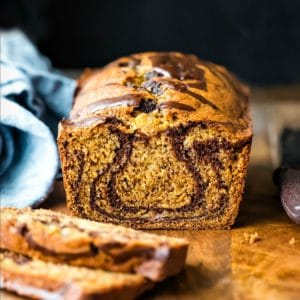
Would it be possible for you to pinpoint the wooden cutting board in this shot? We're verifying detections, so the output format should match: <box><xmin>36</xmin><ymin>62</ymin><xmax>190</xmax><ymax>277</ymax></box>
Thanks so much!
<box><xmin>2</xmin><ymin>86</ymin><xmax>300</xmax><ymax>300</ymax></box>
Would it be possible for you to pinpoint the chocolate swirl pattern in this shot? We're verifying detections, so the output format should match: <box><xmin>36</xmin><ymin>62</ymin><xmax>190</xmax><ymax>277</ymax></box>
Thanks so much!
<box><xmin>58</xmin><ymin>52</ymin><xmax>252</xmax><ymax>229</ymax></box>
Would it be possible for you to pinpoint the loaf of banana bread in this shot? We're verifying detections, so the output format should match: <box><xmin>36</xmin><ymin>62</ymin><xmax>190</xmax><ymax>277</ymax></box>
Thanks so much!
<box><xmin>0</xmin><ymin>207</ymin><xmax>188</xmax><ymax>281</ymax></box>
<box><xmin>0</xmin><ymin>250</ymin><xmax>150</xmax><ymax>300</ymax></box>
<box><xmin>58</xmin><ymin>52</ymin><xmax>252</xmax><ymax>229</ymax></box>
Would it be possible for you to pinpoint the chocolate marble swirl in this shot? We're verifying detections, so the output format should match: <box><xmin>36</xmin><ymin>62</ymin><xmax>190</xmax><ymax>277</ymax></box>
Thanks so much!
<box><xmin>71</xmin><ymin>52</ymin><xmax>248</xmax><ymax>125</ymax></box>
<box><xmin>62</xmin><ymin>122</ymin><xmax>250</xmax><ymax>224</ymax></box>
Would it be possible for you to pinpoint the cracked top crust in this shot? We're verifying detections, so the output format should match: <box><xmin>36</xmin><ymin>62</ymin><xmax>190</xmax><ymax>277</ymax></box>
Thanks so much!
<box><xmin>66</xmin><ymin>52</ymin><xmax>251</xmax><ymax>136</ymax></box>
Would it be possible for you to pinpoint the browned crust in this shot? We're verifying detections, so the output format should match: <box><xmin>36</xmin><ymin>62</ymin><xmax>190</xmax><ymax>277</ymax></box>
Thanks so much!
<box><xmin>64</xmin><ymin>51</ymin><xmax>251</xmax><ymax>138</ymax></box>
<box><xmin>0</xmin><ymin>208</ymin><xmax>188</xmax><ymax>281</ymax></box>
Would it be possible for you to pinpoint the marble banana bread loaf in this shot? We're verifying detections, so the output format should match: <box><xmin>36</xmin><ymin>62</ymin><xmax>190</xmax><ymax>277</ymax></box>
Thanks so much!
<box><xmin>58</xmin><ymin>52</ymin><xmax>252</xmax><ymax>229</ymax></box>
<box><xmin>0</xmin><ymin>207</ymin><xmax>188</xmax><ymax>282</ymax></box>
<box><xmin>0</xmin><ymin>250</ymin><xmax>150</xmax><ymax>300</ymax></box>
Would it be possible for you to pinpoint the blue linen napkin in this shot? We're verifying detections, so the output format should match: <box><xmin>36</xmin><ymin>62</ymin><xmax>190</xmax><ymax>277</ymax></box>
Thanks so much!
<box><xmin>0</xmin><ymin>30</ymin><xmax>76</xmax><ymax>207</ymax></box>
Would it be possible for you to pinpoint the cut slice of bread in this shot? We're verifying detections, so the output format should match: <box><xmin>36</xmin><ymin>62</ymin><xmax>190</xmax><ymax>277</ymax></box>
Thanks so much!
<box><xmin>0</xmin><ymin>207</ymin><xmax>188</xmax><ymax>281</ymax></box>
<box><xmin>0</xmin><ymin>250</ymin><xmax>151</xmax><ymax>300</ymax></box>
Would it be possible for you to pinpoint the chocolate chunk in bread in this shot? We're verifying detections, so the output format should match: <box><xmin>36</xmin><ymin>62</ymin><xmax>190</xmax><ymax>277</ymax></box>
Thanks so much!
<box><xmin>0</xmin><ymin>207</ymin><xmax>188</xmax><ymax>281</ymax></box>
<box><xmin>0</xmin><ymin>250</ymin><xmax>150</xmax><ymax>300</ymax></box>
<box><xmin>58</xmin><ymin>51</ymin><xmax>252</xmax><ymax>229</ymax></box>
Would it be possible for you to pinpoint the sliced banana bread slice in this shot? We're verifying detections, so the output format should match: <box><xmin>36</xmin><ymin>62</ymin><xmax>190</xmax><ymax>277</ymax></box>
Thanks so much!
<box><xmin>0</xmin><ymin>207</ymin><xmax>188</xmax><ymax>281</ymax></box>
<box><xmin>0</xmin><ymin>250</ymin><xmax>150</xmax><ymax>300</ymax></box>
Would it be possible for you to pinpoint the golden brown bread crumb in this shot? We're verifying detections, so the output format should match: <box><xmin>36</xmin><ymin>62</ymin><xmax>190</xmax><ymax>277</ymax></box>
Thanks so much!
<box><xmin>243</xmin><ymin>232</ymin><xmax>260</xmax><ymax>244</ymax></box>
<box><xmin>58</xmin><ymin>52</ymin><xmax>252</xmax><ymax>229</ymax></box>
<box><xmin>289</xmin><ymin>237</ymin><xmax>296</xmax><ymax>245</ymax></box>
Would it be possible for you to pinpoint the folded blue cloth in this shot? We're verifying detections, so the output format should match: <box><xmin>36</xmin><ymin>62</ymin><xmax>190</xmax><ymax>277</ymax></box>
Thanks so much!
<box><xmin>0</xmin><ymin>30</ymin><xmax>76</xmax><ymax>207</ymax></box>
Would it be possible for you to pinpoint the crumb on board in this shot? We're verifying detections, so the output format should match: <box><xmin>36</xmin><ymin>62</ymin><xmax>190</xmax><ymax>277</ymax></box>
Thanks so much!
<box><xmin>243</xmin><ymin>232</ymin><xmax>260</xmax><ymax>244</ymax></box>
<box><xmin>289</xmin><ymin>237</ymin><xmax>296</xmax><ymax>245</ymax></box>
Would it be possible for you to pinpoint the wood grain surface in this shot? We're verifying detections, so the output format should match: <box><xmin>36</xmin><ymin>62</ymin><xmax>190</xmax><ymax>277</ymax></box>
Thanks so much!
<box><xmin>2</xmin><ymin>85</ymin><xmax>300</xmax><ymax>300</ymax></box>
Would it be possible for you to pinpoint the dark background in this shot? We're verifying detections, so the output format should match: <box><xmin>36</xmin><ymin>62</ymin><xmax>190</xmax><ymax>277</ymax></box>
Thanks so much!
<box><xmin>1</xmin><ymin>0</ymin><xmax>300</xmax><ymax>85</ymax></box>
